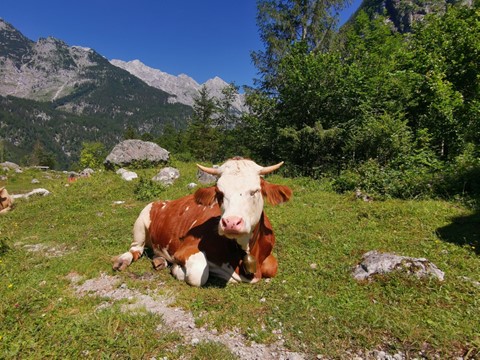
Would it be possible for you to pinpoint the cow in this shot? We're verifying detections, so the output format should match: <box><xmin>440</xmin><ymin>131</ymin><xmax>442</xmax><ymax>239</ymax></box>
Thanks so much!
<box><xmin>0</xmin><ymin>187</ymin><xmax>14</xmax><ymax>214</ymax></box>
<box><xmin>112</xmin><ymin>158</ymin><xmax>292</xmax><ymax>287</ymax></box>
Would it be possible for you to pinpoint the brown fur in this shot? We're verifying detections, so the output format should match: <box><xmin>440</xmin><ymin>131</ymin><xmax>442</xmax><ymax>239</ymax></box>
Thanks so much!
<box><xmin>146</xmin><ymin>184</ymin><xmax>290</xmax><ymax>281</ymax></box>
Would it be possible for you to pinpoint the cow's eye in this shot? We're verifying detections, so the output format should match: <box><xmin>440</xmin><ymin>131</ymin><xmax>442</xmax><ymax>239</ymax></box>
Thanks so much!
<box><xmin>250</xmin><ymin>189</ymin><xmax>260</xmax><ymax>197</ymax></box>
<box><xmin>216</xmin><ymin>190</ymin><xmax>224</xmax><ymax>204</ymax></box>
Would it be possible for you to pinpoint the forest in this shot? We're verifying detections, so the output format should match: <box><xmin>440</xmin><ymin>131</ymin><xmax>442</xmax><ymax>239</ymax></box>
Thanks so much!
<box><xmin>142</xmin><ymin>0</ymin><xmax>479</xmax><ymax>202</ymax></box>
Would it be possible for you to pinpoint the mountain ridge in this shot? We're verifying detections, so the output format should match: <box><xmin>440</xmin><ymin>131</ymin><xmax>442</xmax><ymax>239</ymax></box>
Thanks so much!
<box><xmin>0</xmin><ymin>18</ymin><xmax>193</xmax><ymax>168</ymax></box>
<box><xmin>110</xmin><ymin>59</ymin><xmax>247</xmax><ymax>113</ymax></box>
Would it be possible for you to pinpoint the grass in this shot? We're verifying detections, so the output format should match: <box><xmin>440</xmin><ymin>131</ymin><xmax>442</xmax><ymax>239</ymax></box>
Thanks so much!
<box><xmin>0</xmin><ymin>162</ymin><xmax>479</xmax><ymax>359</ymax></box>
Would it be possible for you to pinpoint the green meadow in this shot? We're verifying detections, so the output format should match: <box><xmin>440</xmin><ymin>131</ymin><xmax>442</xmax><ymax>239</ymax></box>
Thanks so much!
<box><xmin>0</xmin><ymin>163</ymin><xmax>479</xmax><ymax>359</ymax></box>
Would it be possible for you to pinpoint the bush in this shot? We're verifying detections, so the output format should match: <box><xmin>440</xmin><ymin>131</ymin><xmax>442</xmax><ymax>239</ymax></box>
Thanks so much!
<box><xmin>133</xmin><ymin>178</ymin><xmax>166</xmax><ymax>201</ymax></box>
<box><xmin>433</xmin><ymin>144</ymin><xmax>480</xmax><ymax>199</ymax></box>
<box><xmin>333</xmin><ymin>158</ymin><xmax>439</xmax><ymax>199</ymax></box>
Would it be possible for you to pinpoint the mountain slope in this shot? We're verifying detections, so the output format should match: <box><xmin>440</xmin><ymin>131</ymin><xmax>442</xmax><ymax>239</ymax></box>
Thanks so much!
<box><xmin>0</xmin><ymin>18</ymin><xmax>193</xmax><ymax>168</ymax></box>
<box><xmin>0</xmin><ymin>18</ymin><xmax>191</xmax><ymax>120</ymax></box>
<box><xmin>110</xmin><ymin>59</ymin><xmax>247</xmax><ymax>113</ymax></box>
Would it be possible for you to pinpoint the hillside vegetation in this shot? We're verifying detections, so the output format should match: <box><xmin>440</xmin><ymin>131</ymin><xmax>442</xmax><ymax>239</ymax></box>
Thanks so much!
<box><xmin>0</xmin><ymin>164</ymin><xmax>478</xmax><ymax>358</ymax></box>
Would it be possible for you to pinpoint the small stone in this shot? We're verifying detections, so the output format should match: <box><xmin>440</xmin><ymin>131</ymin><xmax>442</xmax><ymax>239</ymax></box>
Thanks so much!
<box><xmin>187</xmin><ymin>182</ymin><xmax>197</xmax><ymax>190</ymax></box>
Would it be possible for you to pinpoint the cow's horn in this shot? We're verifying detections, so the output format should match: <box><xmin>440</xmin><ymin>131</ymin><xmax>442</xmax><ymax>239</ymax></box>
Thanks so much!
<box><xmin>259</xmin><ymin>161</ymin><xmax>284</xmax><ymax>175</ymax></box>
<box><xmin>196</xmin><ymin>164</ymin><xmax>222</xmax><ymax>176</ymax></box>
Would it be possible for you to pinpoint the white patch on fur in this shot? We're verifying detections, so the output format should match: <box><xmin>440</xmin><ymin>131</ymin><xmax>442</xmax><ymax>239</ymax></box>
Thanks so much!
<box><xmin>171</xmin><ymin>264</ymin><xmax>186</xmax><ymax>281</ymax></box>
<box><xmin>117</xmin><ymin>251</ymin><xmax>134</xmax><ymax>266</ymax></box>
<box><xmin>184</xmin><ymin>252</ymin><xmax>209</xmax><ymax>287</ymax></box>
<box><xmin>129</xmin><ymin>203</ymin><xmax>153</xmax><ymax>254</ymax></box>
<box><xmin>189</xmin><ymin>219</ymin><xmax>198</xmax><ymax>230</ymax></box>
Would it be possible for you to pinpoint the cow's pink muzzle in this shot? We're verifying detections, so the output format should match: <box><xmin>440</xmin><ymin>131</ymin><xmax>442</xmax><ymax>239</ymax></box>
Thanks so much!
<box><xmin>220</xmin><ymin>216</ymin><xmax>246</xmax><ymax>235</ymax></box>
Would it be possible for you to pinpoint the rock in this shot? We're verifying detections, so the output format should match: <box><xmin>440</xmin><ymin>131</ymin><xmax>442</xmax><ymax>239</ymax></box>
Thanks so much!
<box><xmin>120</xmin><ymin>171</ymin><xmax>138</xmax><ymax>181</ymax></box>
<box><xmin>12</xmin><ymin>188</ymin><xmax>50</xmax><ymax>199</ymax></box>
<box><xmin>104</xmin><ymin>140</ymin><xmax>169</xmax><ymax>169</ymax></box>
<box><xmin>353</xmin><ymin>250</ymin><xmax>445</xmax><ymax>281</ymax></box>
<box><xmin>197</xmin><ymin>167</ymin><xmax>218</xmax><ymax>184</ymax></box>
<box><xmin>152</xmin><ymin>167</ymin><xmax>179</xmax><ymax>186</ymax></box>
<box><xmin>80</xmin><ymin>168</ymin><xmax>94</xmax><ymax>177</ymax></box>
<box><xmin>187</xmin><ymin>182</ymin><xmax>197</xmax><ymax>190</ymax></box>
<box><xmin>0</xmin><ymin>161</ymin><xmax>21</xmax><ymax>171</ymax></box>
<box><xmin>31</xmin><ymin>178</ymin><xmax>40</xmax><ymax>184</ymax></box>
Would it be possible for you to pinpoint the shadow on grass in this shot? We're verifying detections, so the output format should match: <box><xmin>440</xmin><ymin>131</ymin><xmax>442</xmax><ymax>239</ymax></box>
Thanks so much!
<box><xmin>0</xmin><ymin>236</ymin><xmax>9</xmax><ymax>256</ymax></box>
<box><xmin>437</xmin><ymin>210</ymin><xmax>480</xmax><ymax>255</ymax></box>
<box><xmin>142</xmin><ymin>248</ymin><xmax>229</xmax><ymax>288</ymax></box>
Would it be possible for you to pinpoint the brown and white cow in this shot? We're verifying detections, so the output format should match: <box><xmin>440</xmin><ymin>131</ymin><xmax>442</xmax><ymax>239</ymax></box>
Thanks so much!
<box><xmin>113</xmin><ymin>158</ymin><xmax>292</xmax><ymax>286</ymax></box>
<box><xmin>0</xmin><ymin>187</ymin><xmax>14</xmax><ymax>214</ymax></box>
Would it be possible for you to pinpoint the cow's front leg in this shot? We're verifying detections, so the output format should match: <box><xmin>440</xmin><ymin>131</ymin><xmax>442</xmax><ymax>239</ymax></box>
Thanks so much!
<box><xmin>113</xmin><ymin>203</ymin><xmax>152</xmax><ymax>271</ymax></box>
<box><xmin>172</xmin><ymin>246</ymin><xmax>209</xmax><ymax>287</ymax></box>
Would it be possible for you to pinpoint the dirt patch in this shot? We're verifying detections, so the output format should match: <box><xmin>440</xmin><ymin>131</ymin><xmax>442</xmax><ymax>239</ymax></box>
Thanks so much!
<box><xmin>69</xmin><ymin>272</ymin><xmax>305</xmax><ymax>360</ymax></box>
<box><xmin>16</xmin><ymin>242</ymin><xmax>74</xmax><ymax>257</ymax></box>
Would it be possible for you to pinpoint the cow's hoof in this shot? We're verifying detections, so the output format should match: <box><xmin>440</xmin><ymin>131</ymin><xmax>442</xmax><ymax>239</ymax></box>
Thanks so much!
<box><xmin>152</xmin><ymin>256</ymin><xmax>167</xmax><ymax>271</ymax></box>
<box><xmin>112</xmin><ymin>257</ymin><xmax>129</xmax><ymax>271</ymax></box>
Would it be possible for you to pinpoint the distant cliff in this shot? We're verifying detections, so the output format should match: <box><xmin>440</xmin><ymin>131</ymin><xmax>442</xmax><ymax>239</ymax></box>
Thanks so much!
<box><xmin>351</xmin><ymin>0</ymin><xmax>473</xmax><ymax>32</ymax></box>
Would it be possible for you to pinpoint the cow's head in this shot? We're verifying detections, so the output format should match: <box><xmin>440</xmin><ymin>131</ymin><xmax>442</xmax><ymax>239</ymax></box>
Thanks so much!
<box><xmin>195</xmin><ymin>158</ymin><xmax>292</xmax><ymax>250</ymax></box>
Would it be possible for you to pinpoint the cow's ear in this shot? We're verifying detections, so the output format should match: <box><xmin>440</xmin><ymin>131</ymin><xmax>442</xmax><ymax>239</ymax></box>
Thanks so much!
<box><xmin>194</xmin><ymin>186</ymin><xmax>217</xmax><ymax>206</ymax></box>
<box><xmin>261</xmin><ymin>179</ymin><xmax>292</xmax><ymax>206</ymax></box>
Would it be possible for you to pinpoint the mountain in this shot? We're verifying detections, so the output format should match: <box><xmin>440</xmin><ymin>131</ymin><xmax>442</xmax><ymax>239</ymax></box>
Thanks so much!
<box><xmin>352</xmin><ymin>0</ymin><xmax>472</xmax><ymax>32</ymax></box>
<box><xmin>0</xmin><ymin>18</ymin><xmax>192</xmax><ymax>168</ymax></box>
<box><xmin>110</xmin><ymin>59</ymin><xmax>247</xmax><ymax>114</ymax></box>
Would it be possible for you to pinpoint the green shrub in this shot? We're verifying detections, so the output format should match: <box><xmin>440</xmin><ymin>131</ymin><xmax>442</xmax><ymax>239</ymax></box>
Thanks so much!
<box><xmin>133</xmin><ymin>177</ymin><xmax>166</xmax><ymax>201</ymax></box>
<box><xmin>333</xmin><ymin>158</ymin><xmax>440</xmax><ymax>199</ymax></box>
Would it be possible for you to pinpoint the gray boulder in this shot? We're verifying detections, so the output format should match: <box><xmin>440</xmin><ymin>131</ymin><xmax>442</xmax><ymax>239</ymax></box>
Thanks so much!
<box><xmin>104</xmin><ymin>140</ymin><xmax>169</xmax><ymax>169</ymax></box>
<box><xmin>353</xmin><ymin>250</ymin><xmax>445</xmax><ymax>281</ymax></box>
<box><xmin>197</xmin><ymin>168</ymin><xmax>218</xmax><ymax>184</ymax></box>
<box><xmin>152</xmin><ymin>167</ymin><xmax>180</xmax><ymax>186</ymax></box>
<box><xmin>80</xmin><ymin>168</ymin><xmax>94</xmax><ymax>177</ymax></box>
<box><xmin>1</xmin><ymin>161</ymin><xmax>21</xmax><ymax>171</ymax></box>
<box><xmin>116</xmin><ymin>168</ymin><xmax>138</xmax><ymax>181</ymax></box>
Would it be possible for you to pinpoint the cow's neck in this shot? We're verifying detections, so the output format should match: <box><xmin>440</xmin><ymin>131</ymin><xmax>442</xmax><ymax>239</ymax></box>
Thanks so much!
<box><xmin>236</xmin><ymin>234</ymin><xmax>252</xmax><ymax>252</ymax></box>
<box><xmin>236</xmin><ymin>214</ymin><xmax>263</xmax><ymax>253</ymax></box>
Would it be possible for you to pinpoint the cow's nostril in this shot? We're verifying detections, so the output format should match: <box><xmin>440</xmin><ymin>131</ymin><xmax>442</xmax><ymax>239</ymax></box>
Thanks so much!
<box><xmin>221</xmin><ymin>216</ymin><xmax>244</xmax><ymax>232</ymax></box>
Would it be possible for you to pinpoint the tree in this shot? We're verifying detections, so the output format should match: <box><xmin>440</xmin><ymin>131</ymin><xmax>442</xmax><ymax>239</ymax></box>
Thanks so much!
<box><xmin>186</xmin><ymin>86</ymin><xmax>220</xmax><ymax>161</ymax></box>
<box><xmin>123</xmin><ymin>125</ymin><xmax>138</xmax><ymax>140</ymax></box>
<box><xmin>252</xmin><ymin>0</ymin><xmax>349</xmax><ymax>92</ymax></box>
<box><xmin>79</xmin><ymin>142</ymin><xmax>107</xmax><ymax>169</ymax></box>
<box><xmin>28</xmin><ymin>141</ymin><xmax>56</xmax><ymax>169</ymax></box>
<box><xmin>214</xmin><ymin>83</ymin><xmax>240</xmax><ymax>130</ymax></box>
<box><xmin>405</xmin><ymin>4</ymin><xmax>480</xmax><ymax>159</ymax></box>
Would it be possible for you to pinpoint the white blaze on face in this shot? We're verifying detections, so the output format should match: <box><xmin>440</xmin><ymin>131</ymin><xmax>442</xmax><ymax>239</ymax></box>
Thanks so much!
<box><xmin>216</xmin><ymin>160</ymin><xmax>264</xmax><ymax>248</ymax></box>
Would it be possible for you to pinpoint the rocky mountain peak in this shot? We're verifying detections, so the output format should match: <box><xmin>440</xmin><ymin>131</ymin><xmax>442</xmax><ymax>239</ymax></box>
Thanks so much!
<box><xmin>0</xmin><ymin>18</ymin><xmax>33</xmax><ymax>62</ymax></box>
<box><xmin>110</xmin><ymin>59</ymin><xmax>247</xmax><ymax>113</ymax></box>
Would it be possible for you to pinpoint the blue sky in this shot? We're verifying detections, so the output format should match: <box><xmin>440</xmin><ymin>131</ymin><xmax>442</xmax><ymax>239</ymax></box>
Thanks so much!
<box><xmin>1</xmin><ymin>0</ymin><xmax>361</xmax><ymax>89</ymax></box>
